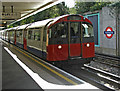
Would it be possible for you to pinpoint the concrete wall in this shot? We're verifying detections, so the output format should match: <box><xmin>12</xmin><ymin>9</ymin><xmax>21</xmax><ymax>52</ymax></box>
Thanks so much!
<box><xmin>95</xmin><ymin>7</ymin><xmax>117</xmax><ymax>56</ymax></box>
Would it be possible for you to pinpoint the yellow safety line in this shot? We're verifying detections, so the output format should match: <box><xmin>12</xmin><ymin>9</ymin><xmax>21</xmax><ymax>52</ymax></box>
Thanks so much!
<box><xmin>14</xmin><ymin>46</ymin><xmax>78</xmax><ymax>85</ymax></box>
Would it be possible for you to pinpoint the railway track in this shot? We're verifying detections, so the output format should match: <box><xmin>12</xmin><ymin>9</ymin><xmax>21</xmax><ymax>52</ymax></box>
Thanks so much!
<box><xmin>83</xmin><ymin>64</ymin><xmax>120</xmax><ymax>91</ymax></box>
<box><xmin>55</xmin><ymin>53</ymin><xmax>120</xmax><ymax>91</ymax></box>
<box><xmin>95</xmin><ymin>53</ymin><xmax>120</xmax><ymax>67</ymax></box>
<box><xmin>82</xmin><ymin>53</ymin><xmax>120</xmax><ymax>90</ymax></box>
<box><xmin>92</xmin><ymin>53</ymin><xmax>120</xmax><ymax>76</ymax></box>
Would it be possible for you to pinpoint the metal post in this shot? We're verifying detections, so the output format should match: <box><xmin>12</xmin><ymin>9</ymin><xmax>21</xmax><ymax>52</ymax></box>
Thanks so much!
<box><xmin>118</xmin><ymin>8</ymin><xmax>120</xmax><ymax>56</ymax></box>
<box><xmin>116</xmin><ymin>6</ymin><xmax>119</xmax><ymax>56</ymax></box>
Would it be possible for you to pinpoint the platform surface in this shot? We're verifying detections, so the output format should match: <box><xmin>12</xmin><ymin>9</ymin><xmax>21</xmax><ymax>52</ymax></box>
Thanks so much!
<box><xmin>1</xmin><ymin>39</ymin><xmax>100</xmax><ymax>90</ymax></box>
<box><xmin>2</xmin><ymin>44</ymin><xmax>41</xmax><ymax>89</ymax></box>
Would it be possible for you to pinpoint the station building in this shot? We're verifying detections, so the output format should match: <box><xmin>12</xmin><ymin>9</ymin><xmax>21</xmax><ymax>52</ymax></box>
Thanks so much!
<box><xmin>84</xmin><ymin>4</ymin><xmax>120</xmax><ymax>57</ymax></box>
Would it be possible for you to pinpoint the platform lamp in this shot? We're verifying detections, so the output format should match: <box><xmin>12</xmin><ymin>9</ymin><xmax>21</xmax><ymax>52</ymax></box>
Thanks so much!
<box><xmin>3</xmin><ymin>21</ymin><xmax>7</xmax><ymax>29</ymax></box>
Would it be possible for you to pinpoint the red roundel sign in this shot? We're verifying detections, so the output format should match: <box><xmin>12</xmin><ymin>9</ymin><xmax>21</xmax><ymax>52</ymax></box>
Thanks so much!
<box><xmin>104</xmin><ymin>27</ymin><xmax>114</xmax><ymax>39</ymax></box>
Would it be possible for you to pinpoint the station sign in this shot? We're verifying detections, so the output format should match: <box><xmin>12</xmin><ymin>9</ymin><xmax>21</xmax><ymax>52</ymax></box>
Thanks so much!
<box><xmin>104</xmin><ymin>27</ymin><xmax>114</xmax><ymax>39</ymax></box>
<box><xmin>2</xmin><ymin>12</ymin><xmax>21</xmax><ymax>20</ymax></box>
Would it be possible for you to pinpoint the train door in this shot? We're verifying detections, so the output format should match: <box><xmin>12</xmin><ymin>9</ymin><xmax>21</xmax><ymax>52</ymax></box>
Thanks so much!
<box><xmin>82</xmin><ymin>22</ymin><xmax>94</xmax><ymax>58</ymax></box>
<box><xmin>42</xmin><ymin>27</ymin><xmax>47</xmax><ymax>59</ymax></box>
<box><xmin>68</xmin><ymin>22</ymin><xmax>82</xmax><ymax>58</ymax></box>
<box><xmin>23</xmin><ymin>29</ymin><xmax>27</xmax><ymax>50</ymax></box>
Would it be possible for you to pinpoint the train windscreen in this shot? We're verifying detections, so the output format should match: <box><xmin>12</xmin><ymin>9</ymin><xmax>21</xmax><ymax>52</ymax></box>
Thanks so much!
<box><xmin>82</xmin><ymin>23</ymin><xmax>94</xmax><ymax>37</ymax></box>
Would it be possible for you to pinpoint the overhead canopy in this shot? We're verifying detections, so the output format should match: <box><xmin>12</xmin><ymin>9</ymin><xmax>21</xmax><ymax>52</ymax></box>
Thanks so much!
<box><xmin>0</xmin><ymin>0</ymin><xmax>60</xmax><ymax>28</ymax></box>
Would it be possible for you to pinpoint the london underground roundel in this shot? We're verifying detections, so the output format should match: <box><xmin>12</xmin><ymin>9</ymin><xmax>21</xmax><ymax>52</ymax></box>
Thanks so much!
<box><xmin>104</xmin><ymin>27</ymin><xmax>114</xmax><ymax>39</ymax></box>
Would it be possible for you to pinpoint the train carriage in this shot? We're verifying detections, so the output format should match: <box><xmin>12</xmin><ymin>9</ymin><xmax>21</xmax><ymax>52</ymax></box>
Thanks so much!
<box><xmin>1</xmin><ymin>14</ymin><xmax>95</xmax><ymax>62</ymax></box>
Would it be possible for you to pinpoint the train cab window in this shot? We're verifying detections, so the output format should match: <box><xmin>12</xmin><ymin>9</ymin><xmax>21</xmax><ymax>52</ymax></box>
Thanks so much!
<box><xmin>82</xmin><ymin>23</ymin><xmax>94</xmax><ymax>37</ymax></box>
<box><xmin>49</xmin><ymin>22</ymin><xmax>67</xmax><ymax>39</ymax></box>
<box><xmin>67</xmin><ymin>15</ymin><xmax>81</xmax><ymax>20</ymax></box>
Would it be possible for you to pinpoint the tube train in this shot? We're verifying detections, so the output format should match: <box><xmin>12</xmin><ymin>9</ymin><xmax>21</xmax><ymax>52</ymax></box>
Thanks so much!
<box><xmin>0</xmin><ymin>15</ymin><xmax>95</xmax><ymax>62</ymax></box>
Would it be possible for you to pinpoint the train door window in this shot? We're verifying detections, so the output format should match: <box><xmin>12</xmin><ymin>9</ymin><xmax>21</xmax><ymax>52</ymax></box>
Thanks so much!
<box><xmin>16</xmin><ymin>31</ymin><xmax>19</xmax><ymax>40</ymax></box>
<box><xmin>28</xmin><ymin>29</ymin><xmax>34</xmax><ymax>40</ymax></box>
<box><xmin>16</xmin><ymin>31</ymin><xmax>19</xmax><ymax>37</ymax></box>
<box><xmin>34</xmin><ymin>28</ymin><xmax>40</xmax><ymax>41</ymax></box>
<box><xmin>69</xmin><ymin>22</ymin><xmax>81</xmax><ymax>44</ymax></box>
<box><xmin>32</xmin><ymin>30</ymin><xmax>34</xmax><ymax>40</ymax></box>
<box><xmin>70</xmin><ymin>22</ymin><xmax>80</xmax><ymax>38</ymax></box>
<box><xmin>28</xmin><ymin>29</ymin><xmax>32</xmax><ymax>39</ymax></box>
<box><xmin>6</xmin><ymin>32</ymin><xmax>8</xmax><ymax>41</ymax></box>
<box><xmin>16</xmin><ymin>31</ymin><xmax>19</xmax><ymax>43</ymax></box>
<box><xmin>16</xmin><ymin>30</ymin><xmax>23</xmax><ymax>44</ymax></box>
<box><xmin>20</xmin><ymin>30</ymin><xmax>23</xmax><ymax>44</ymax></box>
<box><xmin>10</xmin><ymin>31</ymin><xmax>14</xmax><ymax>42</ymax></box>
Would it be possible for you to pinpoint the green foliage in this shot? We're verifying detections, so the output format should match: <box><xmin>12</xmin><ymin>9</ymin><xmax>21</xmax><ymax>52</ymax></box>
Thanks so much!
<box><xmin>90</xmin><ymin>2</ymin><xmax>111</xmax><ymax>11</ymax></box>
<box><xmin>69</xmin><ymin>8</ymin><xmax>77</xmax><ymax>14</ymax></box>
<box><xmin>10</xmin><ymin>2</ymin><xmax>69</xmax><ymax>27</ymax></box>
<box><xmin>75</xmin><ymin>2</ymin><xmax>111</xmax><ymax>14</ymax></box>
<box><xmin>20</xmin><ymin>16</ymin><xmax>34</xmax><ymax>25</ymax></box>
<box><xmin>7</xmin><ymin>25</ymin><xmax>13</xmax><ymax>28</ymax></box>
<box><xmin>34</xmin><ymin>2</ymin><xmax>69</xmax><ymax>22</ymax></box>
<box><xmin>75</xmin><ymin>2</ymin><xmax>96</xmax><ymax>14</ymax></box>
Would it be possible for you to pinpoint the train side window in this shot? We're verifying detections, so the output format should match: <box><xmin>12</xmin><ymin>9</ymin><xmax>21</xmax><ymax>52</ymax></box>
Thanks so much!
<box><xmin>19</xmin><ymin>30</ymin><xmax>22</xmax><ymax>36</ymax></box>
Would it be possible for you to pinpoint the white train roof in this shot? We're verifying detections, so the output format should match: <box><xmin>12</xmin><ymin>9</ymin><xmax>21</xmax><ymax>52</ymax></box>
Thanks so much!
<box><xmin>17</xmin><ymin>24</ymin><xmax>30</xmax><ymax>30</ymax></box>
<box><xmin>3</xmin><ymin>14</ymin><xmax>80</xmax><ymax>31</ymax></box>
<box><xmin>26</xmin><ymin>15</ymin><xmax>69</xmax><ymax>29</ymax></box>
<box><xmin>27</xmin><ymin>19</ymin><xmax>53</xmax><ymax>29</ymax></box>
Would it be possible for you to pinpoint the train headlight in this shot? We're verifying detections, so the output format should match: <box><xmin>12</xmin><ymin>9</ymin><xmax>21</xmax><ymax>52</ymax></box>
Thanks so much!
<box><xmin>86</xmin><ymin>43</ymin><xmax>90</xmax><ymax>47</ymax></box>
<box><xmin>58</xmin><ymin>45</ymin><xmax>62</xmax><ymax>49</ymax></box>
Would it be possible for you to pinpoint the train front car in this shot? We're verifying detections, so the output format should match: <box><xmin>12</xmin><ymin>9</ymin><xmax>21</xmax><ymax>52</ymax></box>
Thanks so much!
<box><xmin>47</xmin><ymin>15</ymin><xmax>95</xmax><ymax>62</ymax></box>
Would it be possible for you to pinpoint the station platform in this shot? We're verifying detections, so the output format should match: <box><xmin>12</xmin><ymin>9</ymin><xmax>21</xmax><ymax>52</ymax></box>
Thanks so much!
<box><xmin>1</xmin><ymin>39</ymin><xmax>100</xmax><ymax>90</ymax></box>
<box><xmin>2</xmin><ymin>42</ymin><xmax>42</xmax><ymax>90</ymax></box>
